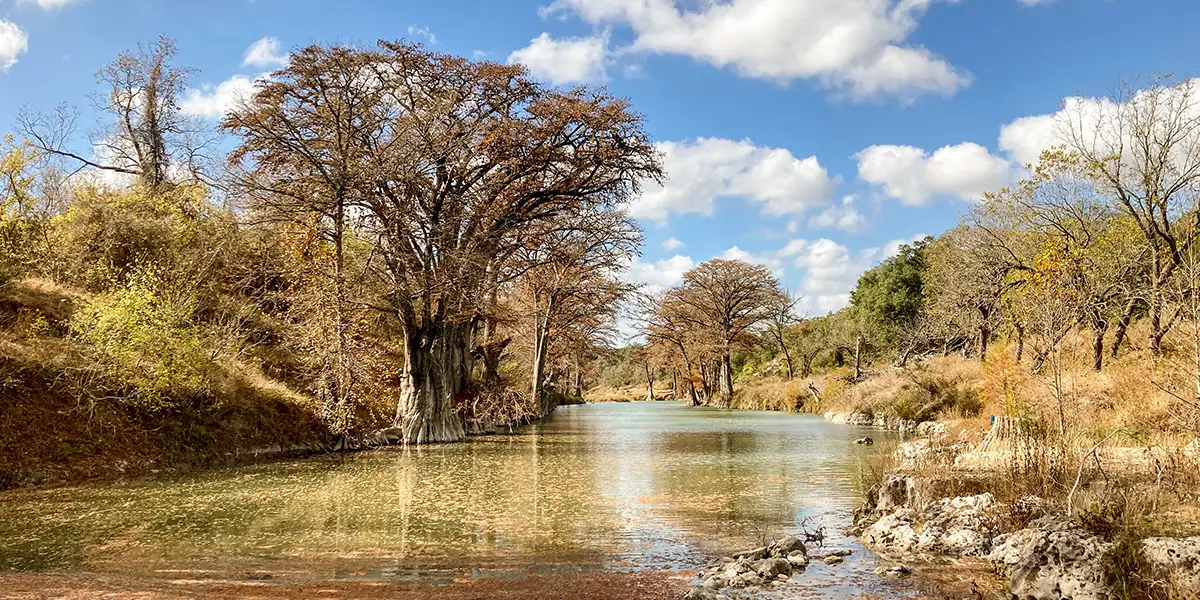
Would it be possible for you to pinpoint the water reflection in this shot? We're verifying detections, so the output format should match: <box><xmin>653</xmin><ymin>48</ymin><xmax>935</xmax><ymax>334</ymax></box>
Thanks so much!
<box><xmin>0</xmin><ymin>402</ymin><xmax>896</xmax><ymax>593</ymax></box>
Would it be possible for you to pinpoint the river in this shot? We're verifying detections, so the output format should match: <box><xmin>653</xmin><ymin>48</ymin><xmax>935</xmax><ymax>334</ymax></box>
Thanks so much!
<box><xmin>0</xmin><ymin>402</ymin><xmax>915</xmax><ymax>598</ymax></box>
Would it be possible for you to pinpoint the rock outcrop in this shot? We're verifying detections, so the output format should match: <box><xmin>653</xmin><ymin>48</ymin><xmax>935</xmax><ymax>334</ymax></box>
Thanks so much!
<box><xmin>1141</xmin><ymin>536</ymin><xmax>1200</xmax><ymax>594</ymax></box>
<box><xmin>860</xmin><ymin>493</ymin><xmax>998</xmax><ymax>558</ymax></box>
<box><xmin>987</xmin><ymin>515</ymin><xmax>1112</xmax><ymax>600</ymax></box>
<box><xmin>823</xmin><ymin>411</ymin><xmax>949</xmax><ymax>437</ymax></box>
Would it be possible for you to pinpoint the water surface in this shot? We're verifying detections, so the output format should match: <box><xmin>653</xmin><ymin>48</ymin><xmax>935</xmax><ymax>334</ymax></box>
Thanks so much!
<box><xmin>0</xmin><ymin>402</ymin><xmax>907</xmax><ymax>595</ymax></box>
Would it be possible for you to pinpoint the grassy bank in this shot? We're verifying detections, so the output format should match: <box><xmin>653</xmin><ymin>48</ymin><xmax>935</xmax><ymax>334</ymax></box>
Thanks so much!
<box><xmin>0</xmin><ymin>278</ymin><xmax>335</xmax><ymax>489</ymax></box>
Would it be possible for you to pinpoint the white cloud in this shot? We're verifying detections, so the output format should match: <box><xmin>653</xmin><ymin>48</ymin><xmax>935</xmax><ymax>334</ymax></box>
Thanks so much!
<box><xmin>997</xmin><ymin>113</ymin><xmax>1060</xmax><ymax>167</ymax></box>
<box><xmin>998</xmin><ymin>96</ymin><xmax>1128</xmax><ymax>168</ymax></box>
<box><xmin>719</xmin><ymin>245</ymin><xmax>784</xmax><ymax>275</ymax></box>
<box><xmin>0</xmin><ymin>21</ymin><xmax>28</xmax><ymax>71</ymax></box>
<box><xmin>408</xmin><ymin>25</ymin><xmax>438</xmax><ymax>45</ymax></box>
<box><xmin>508</xmin><ymin>32</ymin><xmax>608</xmax><ymax>85</ymax></box>
<box><xmin>242</xmin><ymin>37</ymin><xmax>287</xmax><ymax>69</ymax></box>
<box><xmin>662</xmin><ymin>237</ymin><xmax>686</xmax><ymax>251</ymax></box>
<box><xmin>856</xmin><ymin>142</ymin><xmax>1013</xmax><ymax>206</ymax></box>
<box><xmin>543</xmin><ymin>0</ymin><xmax>970</xmax><ymax>100</ymax></box>
<box><xmin>180</xmin><ymin>74</ymin><xmax>258</xmax><ymax>120</ymax></box>
<box><xmin>630</xmin><ymin>137</ymin><xmax>838</xmax><ymax>223</ymax></box>
<box><xmin>624</xmin><ymin>254</ymin><xmax>696</xmax><ymax>292</ymax></box>
<box><xmin>809</xmin><ymin>195</ymin><xmax>865</xmax><ymax>233</ymax></box>
<box><xmin>19</xmin><ymin>0</ymin><xmax>85</xmax><ymax>8</ymax></box>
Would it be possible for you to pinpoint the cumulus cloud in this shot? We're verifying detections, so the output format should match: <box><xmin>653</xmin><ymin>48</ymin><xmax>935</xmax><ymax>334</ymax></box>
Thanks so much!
<box><xmin>0</xmin><ymin>21</ymin><xmax>29</xmax><ymax>71</ymax></box>
<box><xmin>624</xmin><ymin>254</ymin><xmax>697</xmax><ymax>295</ymax></box>
<box><xmin>508</xmin><ymin>32</ymin><xmax>608</xmax><ymax>85</ymax></box>
<box><xmin>630</xmin><ymin>137</ymin><xmax>838</xmax><ymax>223</ymax></box>
<box><xmin>997</xmin><ymin>96</ymin><xmax>1130</xmax><ymax>168</ymax></box>
<box><xmin>719</xmin><ymin>245</ymin><xmax>785</xmax><ymax>275</ymax></box>
<box><xmin>808</xmin><ymin>195</ymin><xmax>866</xmax><ymax>233</ymax></box>
<box><xmin>242</xmin><ymin>37</ymin><xmax>287</xmax><ymax>69</ymax></box>
<box><xmin>180</xmin><ymin>74</ymin><xmax>259</xmax><ymax>120</ymax></box>
<box><xmin>542</xmin><ymin>0</ymin><xmax>969</xmax><ymax>100</ymax></box>
<box><xmin>856</xmin><ymin>142</ymin><xmax>1013</xmax><ymax>205</ymax></box>
<box><xmin>662</xmin><ymin>237</ymin><xmax>686</xmax><ymax>251</ymax></box>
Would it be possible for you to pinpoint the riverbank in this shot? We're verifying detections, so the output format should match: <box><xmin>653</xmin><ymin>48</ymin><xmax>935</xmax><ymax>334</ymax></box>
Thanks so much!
<box><xmin>850</xmin><ymin>431</ymin><xmax>1200</xmax><ymax>599</ymax></box>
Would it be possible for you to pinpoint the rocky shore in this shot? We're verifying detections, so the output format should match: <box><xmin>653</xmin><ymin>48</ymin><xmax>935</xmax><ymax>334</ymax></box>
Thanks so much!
<box><xmin>851</xmin><ymin>452</ymin><xmax>1200</xmax><ymax>598</ymax></box>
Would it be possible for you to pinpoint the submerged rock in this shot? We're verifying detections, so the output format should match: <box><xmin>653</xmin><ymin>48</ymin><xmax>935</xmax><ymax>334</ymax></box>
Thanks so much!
<box><xmin>822</xmin><ymin>555</ymin><xmax>844</xmax><ymax>565</ymax></box>
<box><xmin>987</xmin><ymin>514</ymin><xmax>1112</xmax><ymax>600</ymax></box>
<box><xmin>855</xmin><ymin>436</ymin><xmax>874</xmax><ymax>445</ymax></box>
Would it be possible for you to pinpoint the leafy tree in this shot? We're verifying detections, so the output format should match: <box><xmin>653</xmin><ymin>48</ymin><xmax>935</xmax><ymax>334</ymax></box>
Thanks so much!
<box><xmin>851</xmin><ymin>237</ymin><xmax>932</xmax><ymax>337</ymax></box>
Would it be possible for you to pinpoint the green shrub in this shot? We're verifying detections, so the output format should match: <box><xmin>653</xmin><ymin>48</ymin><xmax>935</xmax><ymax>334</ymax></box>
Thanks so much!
<box><xmin>71</xmin><ymin>266</ymin><xmax>216</xmax><ymax>408</ymax></box>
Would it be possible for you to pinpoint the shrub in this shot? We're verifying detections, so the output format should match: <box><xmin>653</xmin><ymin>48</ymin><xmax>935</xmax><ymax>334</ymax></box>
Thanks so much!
<box><xmin>70</xmin><ymin>266</ymin><xmax>216</xmax><ymax>408</ymax></box>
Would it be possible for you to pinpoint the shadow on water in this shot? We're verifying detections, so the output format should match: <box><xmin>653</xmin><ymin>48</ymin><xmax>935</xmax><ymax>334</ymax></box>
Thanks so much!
<box><xmin>0</xmin><ymin>402</ymin><xmax>910</xmax><ymax>596</ymax></box>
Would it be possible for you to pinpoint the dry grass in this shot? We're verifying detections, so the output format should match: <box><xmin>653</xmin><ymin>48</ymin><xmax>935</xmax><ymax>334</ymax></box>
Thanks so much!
<box><xmin>0</xmin><ymin>278</ymin><xmax>333</xmax><ymax>490</ymax></box>
<box><xmin>729</xmin><ymin>377</ymin><xmax>808</xmax><ymax>412</ymax></box>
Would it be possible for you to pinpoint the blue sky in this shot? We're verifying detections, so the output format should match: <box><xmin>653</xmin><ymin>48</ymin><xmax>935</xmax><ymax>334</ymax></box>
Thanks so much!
<box><xmin>1</xmin><ymin>0</ymin><xmax>1198</xmax><ymax>316</ymax></box>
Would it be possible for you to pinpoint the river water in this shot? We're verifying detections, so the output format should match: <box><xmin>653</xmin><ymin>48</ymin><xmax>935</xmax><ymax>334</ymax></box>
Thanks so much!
<box><xmin>0</xmin><ymin>402</ymin><xmax>913</xmax><ymax>597</ymax></box>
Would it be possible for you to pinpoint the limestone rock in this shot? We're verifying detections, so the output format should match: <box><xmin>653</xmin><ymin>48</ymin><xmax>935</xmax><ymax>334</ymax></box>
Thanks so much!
<box><xmin>684</xmin><ymin>585</ymin><xmax>720</xmax><ymax>600</ymax></box>
<box><xmin>1141</xmin><ymin>536</ymin><xmax>1200</xmax><ymax>593</ymax></box>
<box><xmin>914</xmin><ymin>493</ymin><xmax>998</xmax><ymax>556</ymax></box>
<box><xmin>875</xmin><ymin>564</ymin><xmax>912</xmax><ymax>577</ymax></box>
<box><xmin>753</xmin><ymin>557</ymin><xmax>792</xmax><ymax>578</ymax></box>
<box><xmin>738</xmin><ymin>572</ymin><xmax>764</xmax><ymax>586</ymax></box>
<box><xmin>767</xmin><ymin>535</ymin><xmax>806</xmax><ymax>558</ymax></box>
<box><xmin>987</xmin><ymin>514</ymin><xmax>1112</xmax><ymax>600</ymax></box>
<box><xmin>862</xmin><ymin>508</ymin><xmax>920</xmax><ymax>554</ymax></box>
<box><xmin>731</xmin><ymin>546</ymin><xmax>767</xmax><ymax>561</ymax></box>
<box><xmin>822</xmin><ymin>555</ymin><xmax>844</xmax><ymax>565</ymax></box>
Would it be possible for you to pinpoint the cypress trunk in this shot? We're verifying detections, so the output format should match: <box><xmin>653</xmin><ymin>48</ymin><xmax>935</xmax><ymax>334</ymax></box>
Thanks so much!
<box><xmin>395</xmin><ymin>323</ymin><xmax>469</xmax><ymax>444</ymax></box>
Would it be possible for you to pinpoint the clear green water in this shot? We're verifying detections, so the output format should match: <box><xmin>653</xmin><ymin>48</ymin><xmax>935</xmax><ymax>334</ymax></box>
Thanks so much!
<box><xmin>0</xmin><ymin>402</ymin><xmax>906</xmax><ymax>594</ymax></box>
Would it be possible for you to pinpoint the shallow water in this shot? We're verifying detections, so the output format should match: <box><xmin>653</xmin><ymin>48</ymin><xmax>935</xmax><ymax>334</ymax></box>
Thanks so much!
<box><xmin>0</xmin><ymin>402</ymin><xmax>910</xmax><ymax>596</ymax></box>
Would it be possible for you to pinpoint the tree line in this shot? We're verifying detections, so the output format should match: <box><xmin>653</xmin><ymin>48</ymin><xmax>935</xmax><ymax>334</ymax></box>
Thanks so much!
<box><xmin>639</xmin><ymin>76</ymin><xmax>1200</xmax><ymax>426</ymax></box>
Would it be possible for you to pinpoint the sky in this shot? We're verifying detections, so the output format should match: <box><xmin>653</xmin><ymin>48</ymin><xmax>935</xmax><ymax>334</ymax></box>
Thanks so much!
<box><xmin>1</xmin><ymin>0</ymin><xmax>1198</xmax><ymax>318</ymax></box>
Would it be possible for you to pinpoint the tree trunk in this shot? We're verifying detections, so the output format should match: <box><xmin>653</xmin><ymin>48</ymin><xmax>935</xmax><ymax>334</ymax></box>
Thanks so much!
<box><xmin>1110</xmin><ymin>297</ymin><xmax>1138</xmax><ymax>358</ymax></box>
<box><xmin>1091</xmin><ymin>314</ymin><xmax>1108</xmax><ymax>372</ymax></box>
<box><xmin>1015</xmin><ymin>323</ymin><xmax>1025</xmax><ymax>363</ymax></box>
<box><xmin>531</xmin><ymin>313</ymin><xmax>552</xmax><ymax>417</ymax></box>
<box><xmin>395</xmin><ymin>322</ymin><xmax>469</xmax><ymax>444</ymax></box>
<box><xmin>781</xmin><ymin>342</ymin><xmax>795</xmax><ymax>379</ymax></box>
<box><xmin>572</xmin><ymin>370</ymin><xmax>583</xmax><ymax>398</ymax></box>
<box><xmin>643</xmin><ymin>356</ymin><xmax>655</xmax><ymax>402</ymax></box>
<box><xmin>853</xmin><ymin>335</ymin><xmax>862</xmax><ymax>381</ymax></box>
<box><xmin>719</xmin><ymin>352</ymin><xmax>734</xmax><ymax>406</ymax></box>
